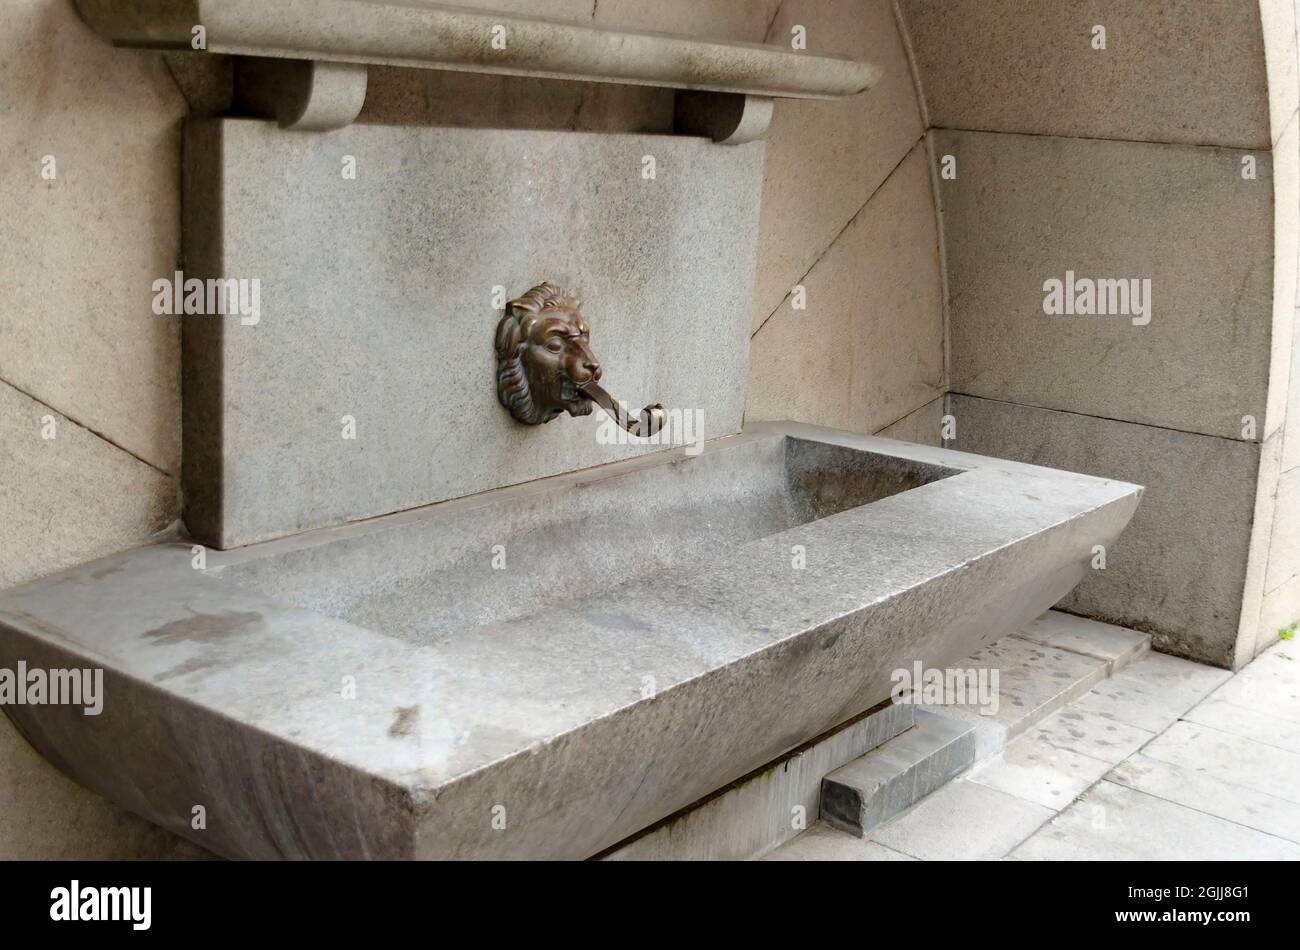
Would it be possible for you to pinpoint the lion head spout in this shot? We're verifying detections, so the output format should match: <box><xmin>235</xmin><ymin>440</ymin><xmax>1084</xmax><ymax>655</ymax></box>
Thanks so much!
<box><xmin>494</xmin><ymin>282</ymin><xmax>602</xmax><ymax>425</ymax></box>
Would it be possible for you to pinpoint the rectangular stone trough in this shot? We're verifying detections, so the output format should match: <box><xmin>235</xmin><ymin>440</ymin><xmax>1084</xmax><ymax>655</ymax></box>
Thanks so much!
<box><xmin>0</xmin><ymin>422</ymin><xmax>1142</xmax><ymax>859</ymax></box>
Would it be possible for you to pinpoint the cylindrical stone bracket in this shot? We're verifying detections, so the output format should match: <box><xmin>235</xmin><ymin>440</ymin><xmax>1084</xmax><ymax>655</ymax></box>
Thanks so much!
<box><xmin>234</xmin><ymin>58</ymin><xmax>368</xmax><ymax>131</ymax></box>
<box><xmin>673</xmin><ymin>91</ymin><xmax>774</xmax><ymax>145</ymax></box>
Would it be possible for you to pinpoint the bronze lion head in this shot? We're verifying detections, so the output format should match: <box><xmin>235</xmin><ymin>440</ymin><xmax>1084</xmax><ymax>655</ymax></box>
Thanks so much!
<box><xmin>495</xmin><ymin>282</ymin><xmax>602</xmax><ymax>425</ymax></box>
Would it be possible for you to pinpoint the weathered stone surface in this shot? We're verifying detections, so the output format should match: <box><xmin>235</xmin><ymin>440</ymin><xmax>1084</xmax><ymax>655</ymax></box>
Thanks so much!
<box><xmin>1025</xmin><ymin>707</ymin><xmax>1154</xmax><ymax>767</ymax></box>
<box><xmin>0</xmin><ymin>423</ymin><xmax>1141</xmax><ymax>859</ymax></box>
<box><xmin>939</xmin><ymin>130</ymin><xmax>1273</xmax><ymax>441</ymax></box>
<box><xmin>898</xmin><ymin>0</ymin><xmax>1273</xmax><ymax>148</ymax></box>
<box><xmin>752</xmin><ymin>0</ymin><xmax>925</xmax><ymax>328</ymax></box>
<box><xmin>0</xmin><ymin>0</ymin><xmax>185</xmax><ymax>472</ymax></box>
<box><xmin>874</xmin><ymin>396</ymin><xmax>943</xmax><ymax>446</ymax></box>
<box><xmin>1073</xmin><ymin>651</ymin><xmax>1232</xmax><ymax>733</ymax></box>
<box><xmin>0</xmin><ymin>382</ymin><xmax>175</xmax><ymax>589</ymax></box>
<box><xmin>747</xmin><ymin>143</ymin><xmax>942</xmax><ymax>433</ymax></box>
<box><xmin>821</xmin><ymin>710</ymin><xmax>974</xmax><ymax>837</ymax></box>
<box><xmin>969</xmin><ymin>732</ymin><xmax>1112</xmax><ymax>811</ymax></box>
<box><xmin>183</xmin><ymin>118</ymin><xmax>764</xmax><ymax>546</ymax></box>
<box><xmin>1010</xmin><ymin>780</ymin><xmax>1300</xmax><ymax>860</ymax></box>
<box><xmin>917</xmin><ymin>633</ymin><xmax>1110</xmax><ymax>759</ymax></box>
<box><xmin>871</xmin><ymin>779</ymin><xmax>1054</xmax><ymax>860</ymax></box>
<box><xmin>603</xmin><ymin>701</ymin><xmax>913</xmax><ymax>860</ymax></box>
<box><xmin>1110</xmin><ymin>753</ymin><xmax>1300</xmax><ymax>844</ymax></box>
<box><xmin>947</xmin><ymin>394</ymin><xmax>1260</xmax><ymax>667</ymax></box>
<box><xmin>1012</xmin><ymin>611</ymin><xmax>1149</xmax><ymax>673</ymax></box>
<box><xmin>1185</xmin><ymin>692</ymin><xmax>1300</xmax><ymax>755</ymax></box>
<box><xmin>1267</xmin><ymin>466</ymin><xmax>1300</xmax><ymax>593</ymax></box>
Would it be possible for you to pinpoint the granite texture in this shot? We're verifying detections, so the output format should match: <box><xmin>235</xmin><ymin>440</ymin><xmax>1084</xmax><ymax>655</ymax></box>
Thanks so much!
<box><xmin>75</xmin><ymin>0</ymin><xmax>874</xmax><ymax>99</ymax></box>
<box><xmin>752</xmin><ymin>0</ymin><xmax>924</xmax><ymax>328</ymax></box>
<box><xmin>0</xmin><ymin>0</ymin><xmax>185</xmax><ymax>472</ymax></box>
<box><xmin>947</xmin><ymin>394</ymin><xmax>1261</xmax><ymax>668</ymax></box>
<box><xmin>898</xmin><ymin>0</ymin><xmax>1274</xmax><ymax>147</ymax></box>
<box><xmin>0</xmin><ymin>423</ymin><xmax>1141</xmax><ymax>859</ymax></box>
<box><xmin>747</xmin><ymin>142</ymin><xmax>942</xmax><ymax>432</ymax></box>
<box><xmin>602</xmin><ymin>701</ymin><xmax>914</xmax><ymax>860</ymax></box>
<box><xmin>182</xmin><ymin>118</ymin><xmax>764</xmax><ymax>547</ymax></box>
<box><xmin>821</xmin><ymin>710</ymin><xmax>975</xmax><ymax>837</ymax></box>
<box><xmin>939</xmin><ymin>129</ymin><xmax>1274</xmax><ymax>442</ymax></box>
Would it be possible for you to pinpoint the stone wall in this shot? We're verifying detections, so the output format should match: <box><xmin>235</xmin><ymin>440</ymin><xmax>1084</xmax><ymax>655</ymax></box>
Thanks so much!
<box><xmin>896</xmin><ymin>0</ymin><xmax>1300</xmax><ymax>668</ymax></box>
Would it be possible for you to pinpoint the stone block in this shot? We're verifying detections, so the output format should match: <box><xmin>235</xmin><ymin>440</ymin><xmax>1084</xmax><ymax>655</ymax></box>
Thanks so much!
<box><xmin>947</xmin><ymin>394</ymin><xmax>1259</xmax><ymax>667</ymax></box>
<box><xmin>821</xmin><ymin>710</ymin><xmax>975</xmax><ymax>836</ymax></box>
<box><xmin>898</xmin><ymin>0</ymin><xmax>1273</xmax><ymax>147</ymax></box>
<box><xmin>182</xmin><ymin>119</ymin><xmax>764</xmax><ymax>546</ymax></box>
<box><xmin>939</xmin><ymin>129</ymin><xmax>1273</xmax><ymax>441</ymax></box>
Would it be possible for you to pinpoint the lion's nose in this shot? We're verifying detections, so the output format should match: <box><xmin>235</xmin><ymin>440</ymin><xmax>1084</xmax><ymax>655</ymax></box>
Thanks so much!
<box><xmin>585</xmin><ymin>360</ymin><xmax>602</xmax><ymax>382</ymax></box>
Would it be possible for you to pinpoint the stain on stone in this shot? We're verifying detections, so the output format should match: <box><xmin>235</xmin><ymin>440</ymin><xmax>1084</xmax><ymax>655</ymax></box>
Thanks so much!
<box><xmin>389</xmin><ymin>705</ymin><xmax>420</xmax><ymax>738</ymax></box>
<box><xmin>88</xmin><ymin>561</ymin><xmax>126</xmax><ymax>580</ymax></box>
<box><xmin>154</xmin><ymin>655</ymin><xmax>219</xmax><ymax>682</ymax></box>
<box><xmin>142</xmin><ymin>609</ymin><xmax>262</xmax><ymax>646</ymax></box>
<box><xmin>586</xmin><ymin>612</ymin><xmax>652</xmax><ymax>633</ymax></box>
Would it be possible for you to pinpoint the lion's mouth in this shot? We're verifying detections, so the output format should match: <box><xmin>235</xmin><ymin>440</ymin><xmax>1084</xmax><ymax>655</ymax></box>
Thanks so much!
<box><xmin>560</xmin><ymin>377</ymin><xmax>580</xmax><ymax>402</ymax></box>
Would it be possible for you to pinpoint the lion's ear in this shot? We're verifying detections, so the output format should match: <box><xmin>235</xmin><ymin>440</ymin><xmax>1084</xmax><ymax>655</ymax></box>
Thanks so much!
<box><xmin>495</xmin><ymin>313</ymin><xmax>522</xmax><ymax>359</ymax></box>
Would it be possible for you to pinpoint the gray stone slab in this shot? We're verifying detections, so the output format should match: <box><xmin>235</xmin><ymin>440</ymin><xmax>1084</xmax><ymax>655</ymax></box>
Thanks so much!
<box><xmin>182</xmin><ymin>118</ymin><xmax>764</xmax><ymax>547</ymax></box>
<box><xmin>1140</xmin><ymin>720</ymin><xmax>1300</xmax><ymax>805</ymax></box>
<box><xmin>0</xmin><ymin>422</ymin><xmax>1142</xmax><ymax>859</ymax></box>
<box><xmin>1109</xmin><ymin>753</ymin><xmax>1300</xmax><ymax>845</ymax></box>
<box><xmin>1073</xmin><ymin>651</ymin><xmax>1232</xmax><ymax>733</ymax></box>
<box><xmin>898</xmin><ymin>0</ymin><xmax>1273</xmax><ymax>148</ymax></box>
<box><xmin>602</xmin><ymin>700</ymin><xmax>914</xmax><ymax>861</ymax></box>
<box><xmin>968</xmin><ymin>732</ymin><xmax>1112</xmax><ymax>811</ymax></box>
<box><xmin>821</xmin><ymin>710</ymin><xmax>974</xmax><ymax>837</ymax></box>
<box><xmin>918</xmin><ymin>634</ymin><xmax>1110</xmax><ymax>759</ymax></box>
<box><xmin>1184</xmin><ymin>694</ymin><xmax>1300</xmax><ymax>755</ymax></box>
<box><xmin>938</xmin><ymin>130</ymin><xmax>1273</xmax><ymax>442</ymax></box>
<box><xmin>763</xmin><ymin>822</ymin><xmax>915</xmax><ymax>862</ymax></box>
<box><xmin>870</xmin><ymin>779</ymin><xmax>1055</xmax><ymax>861</ymax></box>
<box><xmin>1025</xmin><ymin>707</ymin><xmax>1155</xmax><ymax>766</ymax></box>
<box><xmin>1010</xmin><ymin>780</ymin><xmax>1300</xmax><ymax>860</ymax></box>
<box><xmin>1208</xmin><ymin>646</ymin><xmax>1300</xmax><ymax>722</ymax></box>
<box><xmin>947</xmin><ymin>394</ymin><xmax>1260</xmax><ymax>667</ymax></box>
<box><xmin>1012</xmin><ymin>611</ymin><xmax>1149</xmax><ymax>673</ymax></box>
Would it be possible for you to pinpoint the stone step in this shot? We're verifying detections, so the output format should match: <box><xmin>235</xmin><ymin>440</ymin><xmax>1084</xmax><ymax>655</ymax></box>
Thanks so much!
<box><xmin>820</xmin><ymin>710</ymin><xmax>976</xmax><ymax>837</ymax></box>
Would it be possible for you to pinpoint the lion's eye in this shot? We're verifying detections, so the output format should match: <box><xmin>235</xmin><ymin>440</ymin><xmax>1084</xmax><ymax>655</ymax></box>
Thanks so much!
<box><xmin>546</xmin><ymin>339</ymin><xmax>564</xmax><ymax>352</ymax></box>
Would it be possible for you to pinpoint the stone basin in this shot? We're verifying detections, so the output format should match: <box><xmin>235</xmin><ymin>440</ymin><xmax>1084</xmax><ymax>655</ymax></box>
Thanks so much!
<box><xmin>0</xmin><ymin>421</ymin><xmax>1142</xmax><ymax>859</ymax></box>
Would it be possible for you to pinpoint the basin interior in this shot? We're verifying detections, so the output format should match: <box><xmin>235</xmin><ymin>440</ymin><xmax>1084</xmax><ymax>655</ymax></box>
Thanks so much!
<box><xmin>216</xmin><ymin>436</ymin><xmax>962</xmax><ymax>643</ymax></box>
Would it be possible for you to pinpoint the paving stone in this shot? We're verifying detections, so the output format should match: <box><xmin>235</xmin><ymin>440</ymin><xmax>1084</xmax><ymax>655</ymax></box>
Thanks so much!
<box><xmin>870</xmin><ymin>779</ymin><xmax>1054</xmax><ymax>860</ymax></box>
<box><xmin>919</xmin><ymin>635</ymin><xmax>1110</xmax><ymax>758</ymax></box>
<box><xmin>1072</xmin><ymin>651</ymin><xmax>1232</xmax><ymax>733</ymax></box>
<box><xmin>763</xmin><ymin>822</ymin><xmax>915</xmax><ymax>862</ymax></box>
<box><xmin>1009</xmin><ymin>780</ymin><xmax>1300</xmax><ymax>860</ymax></box>
<box><xmin>1109</xmin><ymin>753</ymin><xmax>1300</xmax><ymax>845</ymax></box>
<box><xmin>821</xmin><ymin>711</ymin><xmax>974</xmax><ymax>837</ymax></box>
<box><xmin>1183</xmin><ymin>694</ymin><xmax>1300</xmax><ymax>755</ymax></box>
<box><xmin>1025</xmin><ymin>707</ymin><xmax>1155</xmax><ymax>766</ymax></box>
<box><xmin>1140</xmin><ymin>720</ymin><xmax>1300</xmax><ymax>806</ymax></box>
<box><xmin>1207</xmin><ymin>646</ymin><xmax>1300</xmax><ymax>723</ymax></box>
<box><xmin>1012</xmin><ymin>611</ymin><xmax>1149</xmax><ymax>673</ymax></box>
<box><xmin>968</xmin><ymin>733</ymin><xmax>1113</xmax><ymax>811</ymax></box>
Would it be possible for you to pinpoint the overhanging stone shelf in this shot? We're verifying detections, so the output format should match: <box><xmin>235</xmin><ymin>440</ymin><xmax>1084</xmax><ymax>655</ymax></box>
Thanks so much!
<box><xmin>74</xmin><ymin>0</ymin><xmax>878</xmax><ymax>137</ymax></box>
<box><xmin>0</xmin><ymin>423</ymin><xmax>1141</xmax><ymax>859</ymax></box>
